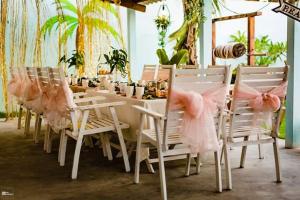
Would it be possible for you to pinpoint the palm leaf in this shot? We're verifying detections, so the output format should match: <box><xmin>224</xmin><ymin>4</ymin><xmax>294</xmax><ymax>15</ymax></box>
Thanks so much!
<box><xmin>41</xmin><ymin>16</ymin><xmax>61</xmax><ymax>36</ymax></box>
<box><xmin>56</xmin><ymin>0</ymin><xmax>77</xmax><ymax>15</ymax></box>
<box><xmin>86</xmin><ymin>17</ymin><xmax>120</xmax><ymax>41</ymax></box>
<box><xmin>89</xmin><ymin>0</ymin><xmax>118</xmax><ymax>17</ymax></box>
<box><xmin>60</xmin><ymin>22</ymin><xmax>78</xmax><ymax>43</ymax></box>
<box><xmin>169</xmin><ymin>21</ymin><xmax>188</xmax><ymax>42</ymax></box>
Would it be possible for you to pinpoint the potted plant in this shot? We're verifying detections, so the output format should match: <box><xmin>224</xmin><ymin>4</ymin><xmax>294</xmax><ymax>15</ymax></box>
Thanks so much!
<box><xmin>59</xmin><ymin>50</ymin><xmax>85</xmax><ymax>76</ymax></box>
<box><xmin>103</xmin><ymin>47</ymin><xmax>129</xmax><ymax>80</ymax></box>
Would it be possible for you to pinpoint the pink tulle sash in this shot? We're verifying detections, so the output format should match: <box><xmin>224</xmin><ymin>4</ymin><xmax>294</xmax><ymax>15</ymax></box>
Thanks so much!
<box><xmin>169</xmin><ymin>86</ymin><xmax>227</xmax><ymax>153</ymax></box>
<box><xmin>8</xmin><ymin>69</ymin><xmax>77</xmax><ymax>131</ymax></box>
<box><xmin>8</xmin><ymin>73</ymin><xmax>23</xmax><ymax>98</ymax></box>
<box><xmin>234</xmin><ymin>81</ymin><xmax>287</xmax><ymax>128</ymax></box>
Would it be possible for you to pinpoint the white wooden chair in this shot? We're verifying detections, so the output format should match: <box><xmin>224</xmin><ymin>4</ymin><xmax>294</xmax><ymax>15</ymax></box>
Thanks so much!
<box><xmin>47</xmin><ymin>68</ymin><xmax>131</xmax><ymax>179</ymax></box>
<box><xmin>9</xmin><ymin>67</ymin><xmax>25</xmax><ymax>130</ymax></box>
<box><xmin>141</xmin><ymin>65</ymin><xmax>158</xmax><ymax>81</ymax></box>
<box><xmin>223</xmin><ymin>66</ymin><xmax>289</xmax><ymax>188</ymax></box>
<box><xmin>178</xmin><ymin>64</ymin><xmax>200</xmax><ymax>69</ymax></box>
<box><xmin>23</xmin><ymin>67</ymin><xmax>41</xmax><ymax>139</ymax></box>
<box><xmin>133</xmin><ymin>65</ymin><xmax>231</xmax><ymax>199</ymax></box>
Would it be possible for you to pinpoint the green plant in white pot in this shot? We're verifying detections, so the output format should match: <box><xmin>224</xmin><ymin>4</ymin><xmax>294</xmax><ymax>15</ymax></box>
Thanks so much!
<box><xmin>103</xmin><ymin>47</ymin><xmax>129</xmax><ymax>81</ymax></box>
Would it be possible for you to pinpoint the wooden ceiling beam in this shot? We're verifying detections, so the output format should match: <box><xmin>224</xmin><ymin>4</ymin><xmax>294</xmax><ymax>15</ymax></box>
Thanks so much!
<box><xmin>212</xmin><ymin>11</ymin><xmax>262</xmax><ymax>22</ymax></box>
<box><xmin>109</xmin><ymin>0</ymin><xmax>146</xmax><ymax>12</ymax></box>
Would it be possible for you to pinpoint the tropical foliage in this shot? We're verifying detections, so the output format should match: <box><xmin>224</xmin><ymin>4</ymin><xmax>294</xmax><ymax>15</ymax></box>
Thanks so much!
<box><xmin>230</xmin><ymin>31</ymin><xmax>287</xmax><ymax>66</ymax></box>
<box><xmin>168</xmin><ymin>0</ymin><xmax>220</xmax><ymax>65</ymax></box>
<box><xmin>156</xmin><ymin>48</ymin><xmax>189</xmax><ymax>65</ymax></box>
<box><xmin>41</xmin><ymin>0</ymin><xmax>120</xmax><ymax>74</ymax></box>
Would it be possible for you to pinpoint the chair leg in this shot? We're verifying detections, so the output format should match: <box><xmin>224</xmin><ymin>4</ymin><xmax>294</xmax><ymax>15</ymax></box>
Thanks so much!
<box><xmin>273</xmin><ymin>138</ymin><xmax>282</xmax><ymax>183</ymax></box>
<box><xmin>134</xmin><ymin>132</ymin><xmax>142</xmax><ymax>184</ymax></box>
<box><xmin>71</xmin><ymin>135</ymin><xmax>83</xmax><ymax>179</ymax></box>
<box><xmin>257</xmin><ymin>134</ymin><xmax>264</xmax><ymax>159</ymax></box>
<box><xmin>214</xmin><ymin>150</ymin><xmax>222</xmax><ymax>193</ymax></box>
<box><xmin>104</xmin><ymin>134</ymin><xmax>113</xmax><ymax>161</ymax></box>
<box><xmin>185</xmin><ymin>154</ymin><xmax>192</xmax><ymax>177</ymax></box>
<box><xmin>59</xmin><ymin>131</ymin><xmax>68</xmax><ymax>166</ymax></box>
<box><xmin>240</xmin><ymin>136</ymin><xmax>249</xmax><ymax>168</ymax></box>
<box><xmin>33</xmin><ymin>114</ymin><xmax>41</xmax><ymax>144</ymax></box>
<box><xmin>110</xmin><ymin>107</ymin><xmax>130</xmax><ymax>172</ymax></box>
<box><xmin>17</xmin><ymin>105</ymin><xmax>23</xmax><ymax>129</ymax></box>
<box><xmin>58</xmin><ymin>130</ymin><xmax>64</xmax><ymax>162</ymax></box>
<box><xmin>99</xmin><ymin>134</ymin><xmax>108</xmax><ymax>157</ymax></box>
<box><xmin>84</xmin><ymin>136</ymin><xmax>94</xmax><ymax>148</ymax></box>
<box><xmin>157</xmin><ymin>144</ymin><xmax>167</xmax><ymax>200</ymax></box>
<box><xmin>24</xmin><ymin>109</ymin><xmax>31</xmax><ymax>136</ymax></box>
<box><xmin>153</xmin><ymin>118</ymin><xmax>167</xmax><ymax>200</ymax></box>
<box><xmin>44</xmin><ymin>125</ymin><xmax>50</xmax><ymax>151</ymax></box>
<box><xmin>196</xmin><ymin>153</ymin><xmax>201</xmax><ymax>174</ymax></box>
<box><xmin>223</xmin><ymin>144</ymin><xmax>232</xmax><ymax>190</ymax></box>
<box><xmin>46</xmin><ymin>128</ymin><xmax>53</xmax><ymax>153</ymax></box>
<box><xmin>145</xmin><ymin>158</ymin><xmax>155</xmax><ymax>174</ymax></box>
<box><xmin>220</xmin><ymin>145</ymin><xmax>225</xmax><ymax>165</ymax></box>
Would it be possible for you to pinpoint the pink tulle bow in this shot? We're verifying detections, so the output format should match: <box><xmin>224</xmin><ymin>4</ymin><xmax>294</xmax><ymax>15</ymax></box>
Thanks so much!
<box><xmin>234</xmin><ymin>81</ymin><xmax>287</xmax><ymax>112</ymax></box>
<box><xmin>169</xmin><ymin>86</ymin><xmax>227</xmax><ymax>153</ymax></box>
<box><xmin>8</xmin><ymin>73</ymin><xmax>22</xmax><ymax>98</ymax></box>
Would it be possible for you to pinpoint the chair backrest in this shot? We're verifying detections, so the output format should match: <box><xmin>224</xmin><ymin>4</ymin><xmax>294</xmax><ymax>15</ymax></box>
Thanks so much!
<box><xmin>157</xmin><ymin>65</ymin><xmax>174</xmax><ymax>81</ymax></box>
<box><xmin>178</xmin><ymin>64</ymin><xmax>200</xmax><ymax>69</ymax></box>
<box><xmin>229</xmin><ymin>66</ymin><xmax>289</xmax><ymax>138</ymax></box>
<box><xmin>141</xmin><ymin>65</ymin><xmax>158</xmax><ymax>81</ymax></box>
<box><xmin>37</xmin><ymin>67</ymin><xmax>50</xmax><ymax>88</ymax></box>
<box><xmin>26</xmin><ymin>67</ymin><xmax>38</xmax><ymax>81</ymax></box>
<box><xmin>162</xmin><ymin>65</ymin><xmax>231</xmax><ymax>149</ymax></box>
<box><xmin>48</xmin><ymin>67</ymin><xmax>76</xmax><ymax>109</ymax></box>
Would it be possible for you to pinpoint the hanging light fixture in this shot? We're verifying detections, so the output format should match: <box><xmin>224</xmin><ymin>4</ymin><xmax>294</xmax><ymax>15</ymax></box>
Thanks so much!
<box><xmin>155</xmin><ymin>1</ymin><xmax>171</xmax><ymax>48</ymax></box>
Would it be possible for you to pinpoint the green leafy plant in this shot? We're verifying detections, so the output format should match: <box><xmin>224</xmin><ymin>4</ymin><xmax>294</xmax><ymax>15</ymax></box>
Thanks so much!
<box><xmin>103</xmin><ymin>47</ymin><xmax>129</xmax><ymax>78</ymax></box>
<box><xmin>156</xmin><ymin>48</ymin><xmax>189</xmax><ymax>65</ymax></box>
<box><xmin>155</xmin><ymin>15</ymin><xmax>171</xmax><ymax>48</ymax></box>
<box><xmin>59</xmin><ymin>50</ymin><xmax>85</xmax><ymax>69</ymax></box>
<box><xmin>229</xmin><ymin>31</ymin><xmax>287</xmax><ymax>66</ymax></box>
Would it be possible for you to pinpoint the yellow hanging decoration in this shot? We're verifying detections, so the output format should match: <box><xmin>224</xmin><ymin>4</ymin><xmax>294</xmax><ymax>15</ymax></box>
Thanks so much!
<box><xmin>0</xmin><ymin>0</ymin><xmax>9</xmax><ymax>119</ymax></box>
<box><xmin>34</xmin><ymin>0</ymin><xmax>42</xmax><ymax>67</ymax></box>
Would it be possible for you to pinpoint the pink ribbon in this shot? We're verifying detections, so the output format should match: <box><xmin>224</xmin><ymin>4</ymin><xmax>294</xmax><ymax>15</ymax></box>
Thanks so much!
<box><xmin>169</xmin><ymin>86</ymin><xmax>227</xmax><ymax>153</ymax></box>
<box><xmin>234</xmin><ymin>81</ymin><xmax>287</xmax><ymax>128</ymax></box>
<box><xmin>234</xmin><ymin>82</ymin><xmax>287</xmax><ymax>112</ymax></box>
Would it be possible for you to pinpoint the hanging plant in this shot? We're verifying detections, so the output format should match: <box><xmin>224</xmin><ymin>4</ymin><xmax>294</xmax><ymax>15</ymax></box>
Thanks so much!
<box><xmin>154</xmin><ymin>4</ymin><xmax>171</xmax><ymax>48</ymax></box>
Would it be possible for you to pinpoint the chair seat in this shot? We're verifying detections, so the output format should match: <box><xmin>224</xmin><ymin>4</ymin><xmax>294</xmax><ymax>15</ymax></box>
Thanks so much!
<box><xmin>142</xmin><ymin>129</ymin><xmax>182</xmax><ymax>146</ymax></box>
<box><xmin>66</xmin><ymin>118</ymin><xmax>129</xmax><ymax>139</ymax></box>
<box><xmin>87</xmin><ymin>118</ymin><xmax>129</xmax><ymax>130</ymax></box>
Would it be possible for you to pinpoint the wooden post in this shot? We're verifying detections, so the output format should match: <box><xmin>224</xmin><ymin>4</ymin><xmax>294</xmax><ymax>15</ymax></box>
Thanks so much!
<box><xmin>212</xmin><ymin>22</ymin><xmax>216</xmax><ymax>65</ymax></box>
<box><xmin>247</xmin><ymin>16</ymin><xmax>255</xmax><ymax>65</ymax></box>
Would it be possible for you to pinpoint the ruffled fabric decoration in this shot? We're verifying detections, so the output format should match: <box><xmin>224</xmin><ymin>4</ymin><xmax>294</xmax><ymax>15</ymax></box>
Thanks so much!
<box><xmin>169</xmin><ymin>86</ymin><xmax>227</xmax><ymax>153</ymax></box>
<box><xmin>234</xmin><ymin>81</ymin><xmax>288</xmax><ymax>128</ymax></box>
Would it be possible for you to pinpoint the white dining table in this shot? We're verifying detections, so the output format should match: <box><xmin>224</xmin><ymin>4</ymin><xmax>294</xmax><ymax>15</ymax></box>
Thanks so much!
<box><xmin>87</xmin><ymin>90</ymin><xmax>167</xmax><ymax>141</ymax></box>
<box><xmin>86</xmin><ymin>90</ymin><xmax>166</xmax><ymax>161</ymax></box>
